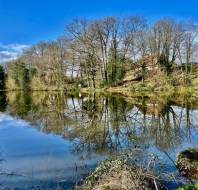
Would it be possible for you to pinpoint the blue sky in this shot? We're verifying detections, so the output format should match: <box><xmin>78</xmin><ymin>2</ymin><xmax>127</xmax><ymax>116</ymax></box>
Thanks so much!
<box><xmin>0</xmin><ymin>0</ymin><xmax>198</xmax><ymax>62</ymax></box>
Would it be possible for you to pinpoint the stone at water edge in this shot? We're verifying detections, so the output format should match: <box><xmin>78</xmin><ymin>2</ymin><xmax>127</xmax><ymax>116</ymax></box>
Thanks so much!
<box><xmin>176</xmin><ymin>148</ymin><xmax>198</xmax><ymax>180</ymax></box>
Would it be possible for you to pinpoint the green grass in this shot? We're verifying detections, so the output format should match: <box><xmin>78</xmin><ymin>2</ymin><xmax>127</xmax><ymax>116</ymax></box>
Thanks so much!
<box><xmin>176</xmin><ymin>184</ymin><xmax>198</xmax><ymax>190</ymax></box>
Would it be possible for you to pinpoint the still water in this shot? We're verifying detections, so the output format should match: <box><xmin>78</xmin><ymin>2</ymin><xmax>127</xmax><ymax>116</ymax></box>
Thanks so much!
<box><xmin>0</xmin><ymin>91</ymin><xmax>198</xmax><ymax>189</ymax></box>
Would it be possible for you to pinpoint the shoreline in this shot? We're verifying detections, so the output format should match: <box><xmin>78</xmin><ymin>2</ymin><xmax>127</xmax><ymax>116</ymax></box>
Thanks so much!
<box><xmin>4</xmin><ymin>84</ymin><xmax>198</xmax><ymax>97</ymax></box>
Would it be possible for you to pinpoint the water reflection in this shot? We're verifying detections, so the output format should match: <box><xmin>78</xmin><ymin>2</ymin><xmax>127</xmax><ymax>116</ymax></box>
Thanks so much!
<box><xmin>5</xmin><ymin>91</ymin><xmax>198</xmax><ymax>154</ymax></box>
<box><xmin>0</xmin><ymin>91</ymin><xmax>7</xmax><ymax>112</ymax></box>
<box><xmin>1</xmin><ymin>91</ymin><xmax>198</xmax><ymax>189</ymax></box>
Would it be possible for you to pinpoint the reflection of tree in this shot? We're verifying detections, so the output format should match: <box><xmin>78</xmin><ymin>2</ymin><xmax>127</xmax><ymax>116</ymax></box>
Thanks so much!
<box><xmin>7</xmin><ymin>91</ymin><xmax>32</xmax><ymax>117</ymax></box>
<box><xmin>29</xmin><ymin>92</ymin><xmax>78</xmax><ymax>134</ymax></box>
<box><xmin>134</xmin><ymin>96</ymin><xmax>194</xmax><ymax>152</ymax></box>
<box><xmin>5</xmin><ymin>91</ymin><xmax>196</xmax><ymax>158</ymax></box>
<box><xmin>67</xmin><ymin>95</ymin><xmax>134</xmax><ymax>158</ymax></box>
<box><xmin>0</xmin><ymin>92</ymin><xmax>7</xmax><ymax>112</ymax></box>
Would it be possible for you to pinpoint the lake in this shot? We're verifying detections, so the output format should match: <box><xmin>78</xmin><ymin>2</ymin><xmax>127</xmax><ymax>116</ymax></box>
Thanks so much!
<box><xmin>0</xmin><ymin>91</ymin><xmax>198</xmax><ymax>189</ymax></box>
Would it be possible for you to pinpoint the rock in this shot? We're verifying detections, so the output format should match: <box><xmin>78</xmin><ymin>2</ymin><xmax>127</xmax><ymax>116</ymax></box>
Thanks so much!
<box><xmin>176</xmin><ymin>148</ymin><xmax>198</xmax><ymax>180</ymax></box>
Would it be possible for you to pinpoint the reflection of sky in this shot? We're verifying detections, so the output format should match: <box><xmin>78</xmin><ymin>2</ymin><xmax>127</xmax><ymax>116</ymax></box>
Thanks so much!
<box><xmin>0</xmin><ymin>113</ymin><xmax>103</xmax><ymax>189</ymax></box>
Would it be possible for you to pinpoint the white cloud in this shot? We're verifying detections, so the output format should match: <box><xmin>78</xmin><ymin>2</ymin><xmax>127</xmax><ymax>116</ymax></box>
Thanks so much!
<box><xmin>0</xmin><ymin>43</ymin><xmax>29</xmax><ymax>63</ymax></box>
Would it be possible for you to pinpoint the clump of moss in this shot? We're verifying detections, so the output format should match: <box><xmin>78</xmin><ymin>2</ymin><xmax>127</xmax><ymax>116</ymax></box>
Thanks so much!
<box><xmin>80</xmin><ymin>159</ymin><xmax>167</xmax><ymax>190</ymax></box>
<box><xmin>176</xmin><ymin>148</ymin><xmax>198</xmax><ymax>180</ymax></box>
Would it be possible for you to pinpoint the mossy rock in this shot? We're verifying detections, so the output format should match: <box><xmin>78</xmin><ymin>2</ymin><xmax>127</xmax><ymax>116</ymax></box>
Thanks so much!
<box><xmin>176</xmin><ymin>148</ymin><xmax>198</xmax><ymax>179</ymax></box>
<box><xmin>80</xmin><ymin>159</ymin><xmax>167</xmax><ymax>190</ymax></box>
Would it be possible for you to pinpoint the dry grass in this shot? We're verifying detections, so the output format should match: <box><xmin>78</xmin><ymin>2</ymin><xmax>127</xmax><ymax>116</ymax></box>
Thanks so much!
<box><xmin>80</xmin><ymin>159</ymin><xmax>167</xmax><ymax>190</ymax></box>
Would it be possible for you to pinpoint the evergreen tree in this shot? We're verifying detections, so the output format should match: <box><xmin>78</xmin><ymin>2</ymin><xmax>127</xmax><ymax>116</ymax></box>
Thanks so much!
<box><xmin>0</xmin><ymin>65</ymin><xmax>5</xmax><ymax>90</ymax></box>
<box><xmin>16</xmin><ymin>63</ymin><xmax>30</xmax><ymax>89</ymax></box>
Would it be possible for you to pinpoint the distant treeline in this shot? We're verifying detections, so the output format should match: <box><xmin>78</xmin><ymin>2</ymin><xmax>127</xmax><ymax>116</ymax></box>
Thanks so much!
<box><xmin>5</xmin><ymin>16</ymin><xmax>198</xmax><ymax>90</ymax></box>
